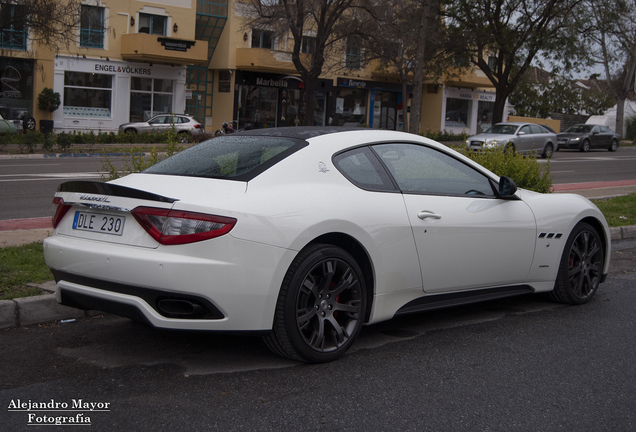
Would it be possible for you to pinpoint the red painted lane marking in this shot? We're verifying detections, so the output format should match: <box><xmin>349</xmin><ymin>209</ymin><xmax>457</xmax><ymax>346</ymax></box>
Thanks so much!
<box><xmin>552</xmin><ymin>179</ymin><xmax>636</xmax><ymax>191</ymax></box>
<box><xmin>0</xmin><ymin>217</ymin><xmax>52</xmax><ymax>231</ymax></box>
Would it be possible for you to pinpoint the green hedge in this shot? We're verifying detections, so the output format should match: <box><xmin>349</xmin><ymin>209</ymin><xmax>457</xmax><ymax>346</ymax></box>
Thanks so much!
<box><xmin>457</xmin><ymin>147</ymin><xmax>553</xmax><ymax>193</ymax></box>
<box><xmin>0</xmin><ymin>129</ymin><xmax>215</xmax><ymax>154</ymax></box>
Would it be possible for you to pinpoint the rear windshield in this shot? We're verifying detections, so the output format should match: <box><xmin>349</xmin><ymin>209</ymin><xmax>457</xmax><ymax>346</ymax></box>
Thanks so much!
<box><xmin>143</xmin><ymin>135</ymin><xmax>306</xmax><ymax>180</ymax></box>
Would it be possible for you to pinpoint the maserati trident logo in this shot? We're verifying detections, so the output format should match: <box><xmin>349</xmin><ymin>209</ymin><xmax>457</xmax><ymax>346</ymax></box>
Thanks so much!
<box><xmin>79</xmin><ymin>195</ymin><xmax>110</xmax><ymax>203</ymax></box>
<box><xmin>318</xmin><ymin>162</ymin><xmax>329</xmax><ymax>173</ymax></box>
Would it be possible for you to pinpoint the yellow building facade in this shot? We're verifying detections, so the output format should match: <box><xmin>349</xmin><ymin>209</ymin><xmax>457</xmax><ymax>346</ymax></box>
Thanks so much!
<box><xmin>1</xmin><ymin>0</ymin><xmax>502</xmax><ymax>135</ymax></box>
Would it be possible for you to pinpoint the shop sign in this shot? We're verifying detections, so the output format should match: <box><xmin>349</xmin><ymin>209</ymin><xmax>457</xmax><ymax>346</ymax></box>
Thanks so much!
<box><xmin>157</xmin><ymin>37</ymin><xmax>196</xmax><ymax>52</ymax></box>
<box><xmin>341</xmin><ymin>79</ymin><xmax>367</xmax><ymax>88</ymax></box>
<box><xmin>256</xmin><ymin>77</ymin><xmax>289</xmax><ymax>88</ymax></box>
<box><xmin>94</xmin><ymin>64</ymin><xmax>152</xmax><ymax>75</ymax></box>
<box><xmin>478</xmin><ymin>94</ymin><xmax>495</xmax><ymax>101</ymax></box>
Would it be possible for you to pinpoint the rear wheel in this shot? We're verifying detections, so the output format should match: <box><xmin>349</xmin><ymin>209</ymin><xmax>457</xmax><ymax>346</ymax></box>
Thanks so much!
<box><xmin>549</xmin><ymin>222</ymin><xmax>604</xmax><ymax>305</ymax></box>
<box><xmin>263</xmin><ymin>244</ymin><xmax>367</xmax><ymax>363</ymax></box>
<box><xmin>608</xmin><ymin>139</ymin><xmax>618</xmax><ymax>152</ymax></box>
<box><xmin>541</xmin><ymin>143</ymin><xmax>554</xmax><ymax>159</ymax></box>
<box><xmin>177</xmin><ymin>132</ymin><xmax>189</xmax><ymax>143</ymax></box>
<box><xmin>23</xmin><ymin>117</ymin><xmax>36</xmax><ymax>132</ymax></box>
<box><xmin>580</xmin><ymin>139</ymin><xmax>590</xmax><ymax>152</ymax></box>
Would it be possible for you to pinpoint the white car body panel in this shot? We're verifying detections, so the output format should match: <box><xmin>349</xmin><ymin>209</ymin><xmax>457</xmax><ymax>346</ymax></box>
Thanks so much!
<box><xmin>43</xmin><ymin>129</ymin><xmax>611</xmax><ymax>335</ymax></box>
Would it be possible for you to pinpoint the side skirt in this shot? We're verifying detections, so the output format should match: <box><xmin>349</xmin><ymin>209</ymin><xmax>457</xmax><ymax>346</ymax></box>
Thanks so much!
<box><xmin>394</xmin><ymin>286</ymin><xmax>535</xmax><ymax>317</ymax></box>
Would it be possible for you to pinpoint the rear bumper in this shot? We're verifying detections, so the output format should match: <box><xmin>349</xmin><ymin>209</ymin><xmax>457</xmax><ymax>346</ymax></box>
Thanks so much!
<box><xmin>44</xmin><ymin>233</ymin><xmax>297</xmax><ymax>332</ymax></box>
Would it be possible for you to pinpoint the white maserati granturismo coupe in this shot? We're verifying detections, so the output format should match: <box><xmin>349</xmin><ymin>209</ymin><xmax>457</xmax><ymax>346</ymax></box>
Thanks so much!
<box><xmin>44</xmin><ymin>127</ymin><xmax>610</xmax><ymax>363</ymax></box>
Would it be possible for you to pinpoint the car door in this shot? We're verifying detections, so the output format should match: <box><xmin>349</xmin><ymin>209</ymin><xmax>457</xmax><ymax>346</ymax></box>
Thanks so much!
<box><xmin>515</xmin><ymin>125</ymin><xmax>534</xmax><ymax>153</ymax></box>
<box><xmin>596</xmin><ymin>126</ymin><xmax>612</xmax><ymax>148</ymax></box>
<box><xmin>148</xmin><ymin>115</ymin><xmax>169</xmax><ymax>133</ymax></box>
<box><xmin>371</xmin><ymin>142</ymin><xmax>537</xmax><ymax>293</ymax></box>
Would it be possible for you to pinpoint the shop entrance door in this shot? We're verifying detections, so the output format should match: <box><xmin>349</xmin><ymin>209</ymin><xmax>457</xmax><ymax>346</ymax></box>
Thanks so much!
<box><xmin>373</xmin><ymin>91</ymin><xmax>398</xmax><ymax>130</ymax></box>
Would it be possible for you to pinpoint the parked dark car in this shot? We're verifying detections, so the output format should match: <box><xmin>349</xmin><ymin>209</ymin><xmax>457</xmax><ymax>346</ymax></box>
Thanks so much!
<box><xmin>557</xmin><ymin>124</ymin><xmax>619</xmax><ymax>152</ymax></box>
<box><xmin>0</xmin><ymin>106</ymin><xmax>36</xmax><ymax>132</ymax></box>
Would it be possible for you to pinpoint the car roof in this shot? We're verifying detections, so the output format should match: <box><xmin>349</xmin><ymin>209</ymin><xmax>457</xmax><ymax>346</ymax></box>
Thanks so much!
<box><xmin>233</xmin><ymin>126</ymin><xmax>363</xmax><ymax>140</ymax></box>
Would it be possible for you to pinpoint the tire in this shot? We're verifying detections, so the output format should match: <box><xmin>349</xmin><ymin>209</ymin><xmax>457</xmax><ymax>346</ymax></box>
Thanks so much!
<box><xmin>177</xmin><ymin>132</ymin><xmax>189</xmax><ymax>143</ymax></box>
<box><xmin>608</xmin><ymin>139</ymin><xmax>618</xmax><ymax>152</ymax></box>
<box><xmin>124</xmin><ymin>128</ymin><xmax>137</xmax><ymax>134</ymax></box>
<box><xmin>549</xmin><ymin>222</ymin><xmax>604</xmax><ymax>305</ymax></box>
<box><xmin>23</xmin><ymin>117</ymin><xmax>36</xmax><ymax>132</ymax></box>
<box><xmin>541</xmin><ymin>143</ymin><xmax>554</xmax><ymax>159</ymax></box>
<box><xmin>580</xmin><ymin>139</ymin><xmax>590</xmax><ymax>152</ymax></box>
<box><xmin>504</xmin><ymin>143</ymin><xmax>515</xmax><ymax>154</ymax></box>
<box><xmin>263</xmin><ymin>244</ymin><xmax>367</xmax><ymax>363</ymax></box>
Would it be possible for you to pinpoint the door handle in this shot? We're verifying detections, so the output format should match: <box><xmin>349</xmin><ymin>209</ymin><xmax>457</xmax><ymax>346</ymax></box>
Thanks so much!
<box><xmin>417</xmin><ymin>211</ymin><xmax>442</xmax><ymax>220</ymax></box>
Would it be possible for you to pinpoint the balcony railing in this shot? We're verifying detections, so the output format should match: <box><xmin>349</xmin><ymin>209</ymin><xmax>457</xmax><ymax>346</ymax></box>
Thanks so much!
<box><xmin>80</xmin><ymin>28</ymin><xmax>104</xmax><ymax>49</ymax></box>
<box><xmin>0</xmin><ymin>29</ymin><xmax>26</xmax><ymax>50</ymax></box>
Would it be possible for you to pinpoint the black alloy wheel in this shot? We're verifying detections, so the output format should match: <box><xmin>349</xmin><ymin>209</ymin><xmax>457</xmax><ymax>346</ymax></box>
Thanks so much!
<box><xmin>263</xmin><ymin>244</ymin><xmax>367</xmax><ymax>363</ymax></box>
<box><xmin>550</xmin><ymin>222</ymin><xmax>604</xmax><ymax>305</ymax></box>
<box><xmin>580</xmin><ymin>139</ymin><xmax>591</xmax><ymax>152</ymax></box>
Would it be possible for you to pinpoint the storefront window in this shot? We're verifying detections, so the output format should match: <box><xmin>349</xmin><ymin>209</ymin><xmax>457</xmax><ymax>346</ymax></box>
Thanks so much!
<box><xmin>372</xmin><ymin>91</ymin><xmax>397</xmax><ymax>130</ymax></box>
<box><xmin>444</xmin><ymin>98</ymin><xmax>471</xmax><ymax>129</ymax></box>
<box><xmin>334</xmin><ymin>88</ymin><xmax>367</xmax><ymax>127</ymax></box>
<box><xmin>238</xmin><ymin>86</ymin><xmax>277</xmax><ymax>129</ymax></box>
<box><xmin>63</xmin><ymin>72</ymin><xmax>112</xmax><ymax>117</ymax></box>
<box><xmin>477</xmin><ymin>100</ymin><xmax>495</xmax><ymax>133</ymax></box>
<box><xmin>0</xmin><ymin>58</ymin><xmax>33</xmax><ymax>111</ymax></box>
<box><xmin>130</xmin><ymin>78</ymin><xmax>173</xmax><ymax>121</ymax></box>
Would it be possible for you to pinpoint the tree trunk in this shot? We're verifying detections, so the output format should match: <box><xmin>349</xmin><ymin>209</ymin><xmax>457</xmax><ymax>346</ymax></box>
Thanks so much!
<box><xmin>401</xmin><ymin>78</ymin><xmax>409</xmax><ymax>132</ymax></box>
<box><xmin>616</xmin><ymin>97</ymin><xmax>625</xmax><ymax>138</ymax></box>
<box><xmin>492</xmin><ymin>87</ymin><xmax>509</xmax><ymax>124</ymax></box>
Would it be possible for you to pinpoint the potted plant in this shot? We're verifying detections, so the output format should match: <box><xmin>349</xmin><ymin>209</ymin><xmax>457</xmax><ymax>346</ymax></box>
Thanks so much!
<box><xmin>37</xmin><ymin>87</ymin><xmax>61</xmax><ymax>134</ymax></box>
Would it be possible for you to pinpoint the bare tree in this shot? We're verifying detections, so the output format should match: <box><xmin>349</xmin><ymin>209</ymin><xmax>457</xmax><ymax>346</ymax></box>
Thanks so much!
<box><xmin>359</xmin><ymin>0</ymin><xmax>447</xmax><ymax>133</ymax></box>
<box><xmin>443</xmin><ymin>0</ymin><xmax>585</xmax><ymax>124</ymax></box>
<box><xmin>584</xmin><ymin>0</ymin><xmax>636</xmax><ymax>137</ymax></box>
<box><xmin>245</xmin><ymin>0</ymin><xmax>360</xmax><ymax>126</ymax></box>
<box><xmin>1</xmin><ymin>0</ymin><xmax>82</xmax><ymax>50</ymax></box>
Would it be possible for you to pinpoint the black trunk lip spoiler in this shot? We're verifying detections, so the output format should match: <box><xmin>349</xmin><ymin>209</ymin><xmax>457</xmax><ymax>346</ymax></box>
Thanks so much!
<box><xmin>57</xmin><ymin>181</ymin><xmax>178</xmax><ymax>204</ymax></box>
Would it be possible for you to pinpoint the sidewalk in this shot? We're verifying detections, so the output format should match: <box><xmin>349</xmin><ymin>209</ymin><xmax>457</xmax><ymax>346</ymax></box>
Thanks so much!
<box><xmin>1</xmin><ymin>182</ymin><xmax>635</xmax><ymax>330</ymax></box>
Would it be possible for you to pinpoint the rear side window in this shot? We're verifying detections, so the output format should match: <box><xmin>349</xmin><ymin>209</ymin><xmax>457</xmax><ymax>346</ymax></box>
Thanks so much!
<box><xmin>144</xmin><ymin>136</ymin><xmax>305</xmax><ymax>180</ymax></box>
<box><xmin>333</xmin><ymin>147</ymin><xmax>396</xmax><ymax>192</ymax></box>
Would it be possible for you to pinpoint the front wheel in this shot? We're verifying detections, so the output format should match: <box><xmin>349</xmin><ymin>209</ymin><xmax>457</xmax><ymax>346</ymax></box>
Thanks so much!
<box><xmin>549</xmin><ymin>222</ymin><xmax>604</xmax><ymax>305</ymax></box>
<box><xmin>263</xmin><ymin>244</ymin><xmax>367</xmax><ymax>363</ymax></box>
<box><xmin>580</xmin><ymin>139</ymin><xmax>590</xmax><ymax>152</ymax></box>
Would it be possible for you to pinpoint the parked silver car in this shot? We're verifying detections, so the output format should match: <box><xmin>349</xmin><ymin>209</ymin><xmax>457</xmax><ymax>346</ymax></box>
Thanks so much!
<box><xmin>119</xmin><ymin>114</ymin><xmax>205</xmax><ymax>137</ymax></box>
<box><xmin>466</xmin><ymin>122</ymin><xmax>557</xmax><ymax>158</ymax></box>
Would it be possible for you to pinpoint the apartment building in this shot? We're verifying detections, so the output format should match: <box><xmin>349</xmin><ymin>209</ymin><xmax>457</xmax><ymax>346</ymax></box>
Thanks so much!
<box><xmin>0</xmin><ymin>0</ymin><xmax>502</xmax><ymax>135</ymax></box>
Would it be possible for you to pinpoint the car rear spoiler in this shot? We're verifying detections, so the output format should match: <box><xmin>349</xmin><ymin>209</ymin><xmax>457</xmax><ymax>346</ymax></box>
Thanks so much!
<box><xmin>57</xmin><ymin>181</ymin><xmax>178</xmax><ymax>204</ymax></box>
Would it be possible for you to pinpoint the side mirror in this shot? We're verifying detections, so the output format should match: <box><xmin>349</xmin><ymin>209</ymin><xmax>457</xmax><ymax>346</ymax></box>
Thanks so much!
<box><xmin>517</xmin><ymin>131</ymin><xmax>526</xmax><ymax>136</ymax></box>
<box><xmin>498</xmin><ymin>176</ymin><xmax>518</xmax><ymax>197</ymax></box>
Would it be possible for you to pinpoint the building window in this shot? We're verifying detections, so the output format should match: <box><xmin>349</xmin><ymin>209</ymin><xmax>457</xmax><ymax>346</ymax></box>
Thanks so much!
<box><xmin>129</xmin><ymin>78</ymin><xmax>173</xmax><ymax>122</ymax></box>
<box><xmin>0</xmin><ymin>4</ymin><xmax>27</xmax><ymax>50</ymax></box>
<box><xmin>251</xmin><ymin>29</ymin><xmax>274</xmax><ymax>49</ymax></box>
<box><xmin>301</xmin><ymin>36</ymin><xmax>316</xmax><ymax>54</ymax></box>
<box><xmin>63</xmin><ymin>72</ymin><xmax>112</xmax><ymax>117</ymax></box>
<box><xmin>444</xmin><ymin>98</ymin><xmax>471</xmax><ymax>129</ymax></box>
<box><xmin>80</xmin><ymin>5</ymin><xmax>104</xmax><ymax>49</ymax></box>
<box><xmin>487</xmin><ymin>55</ymin><xmax>497</xmax><ymax>70</ymax></box>
<box><xmin>139</xmin><ymin>14</ymin><xmax>166</xmax><ymax>36</ymax></box>
<box><xmin>345</xmin><ymin>36</ymin><xmax>362</xmax><ymax>69</ymax></box>
<box><xmin>454</xmin><ymin>54</ymin><xmax>471</xmax><ymax>67</ymax></box>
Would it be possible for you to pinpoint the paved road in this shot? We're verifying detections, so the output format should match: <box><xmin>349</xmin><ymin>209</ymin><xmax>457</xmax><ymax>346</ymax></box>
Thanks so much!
<box><xmin>1</xmin><ymin>239</ymin><xmax>635</xmax><ymax>431</ymax></box>
<box><xmin>1</xmin><ymin>148</ymin><xmax>636</xmax><ymax>221</ymax></box>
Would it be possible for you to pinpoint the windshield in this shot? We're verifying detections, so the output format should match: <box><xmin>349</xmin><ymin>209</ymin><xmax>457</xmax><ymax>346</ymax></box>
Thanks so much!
<box><xmin>566</xmin><ymin>125</ymin><xmax>593</xmax><ymax>133</ymax></box>
<box><xmin>143</xmin><ymin>135</ymin><xmax>305</xmax><ymax>180</ymax></box>
<box><xmin>484</xmin><ymin>124</ymin><xmax>518</xmax><ymax>134</ymax></box>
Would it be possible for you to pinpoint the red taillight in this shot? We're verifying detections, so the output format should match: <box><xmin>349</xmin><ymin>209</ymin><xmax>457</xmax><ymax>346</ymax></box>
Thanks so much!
<box><xmin>131</xmin><ymin>207</ymin><xmax>236</xmax><ymax>245</ymax></box>
<box><xmin>194</xmin><ymin>124</ymin><xmax>202</xmax><ymax>129</ymax></box>
<box><xmin>52</xmin><ymin>197</ymin><xmax>72</xmax><ymax>228</ymax></box>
